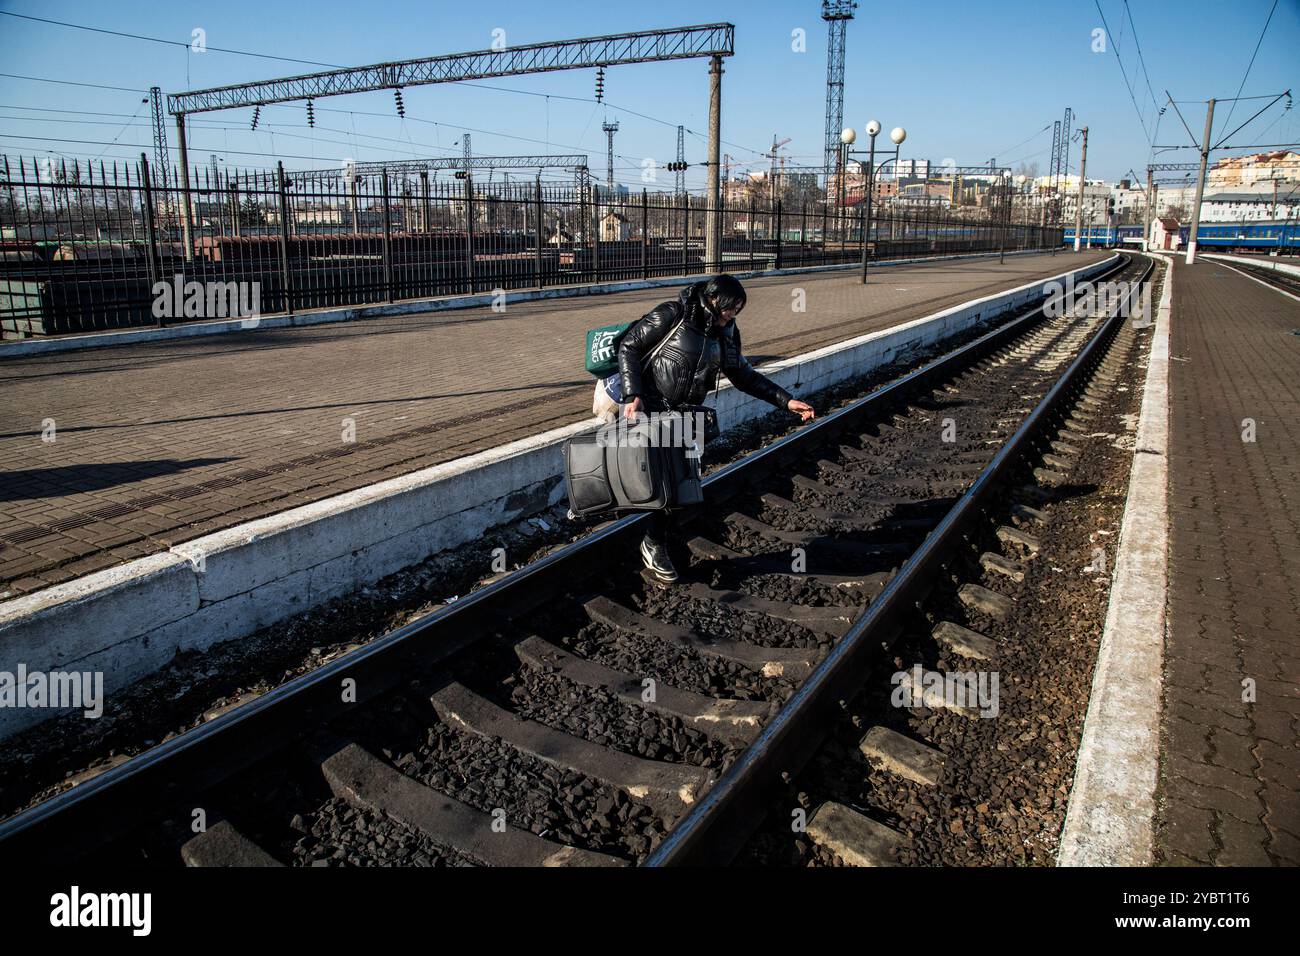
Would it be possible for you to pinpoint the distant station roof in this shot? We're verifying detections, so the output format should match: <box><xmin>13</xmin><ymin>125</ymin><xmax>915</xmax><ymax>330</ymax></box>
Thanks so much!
<box><xmin>1202</xmin><ymin>191</ymin><xmax>1296</xmax><ymax>204</ymax></box>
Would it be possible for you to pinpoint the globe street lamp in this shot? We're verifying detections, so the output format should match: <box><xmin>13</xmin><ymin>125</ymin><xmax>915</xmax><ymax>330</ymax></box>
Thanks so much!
<box><xmin>839</xmin><ymin>127</ymin><xmax>856</xmax><ymax>243</ymax></box>
<box><xmin>842</xmin><ymin>120</ymin><xmax>906</xmax><ymax>283</ymax></box>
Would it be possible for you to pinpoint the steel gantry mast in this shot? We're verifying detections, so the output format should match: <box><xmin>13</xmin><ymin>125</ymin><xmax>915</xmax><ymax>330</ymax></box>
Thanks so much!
<box><xmin>821</xmin><ymin>1</ymin><xmax>856</xmax><ymax>190</ymax></box>
<box><xmin>675</xmin><ymin>125</ymin><xmax>686</xmax><ymax>197</ymax></box>
<box><xmin>166</xmin><ymin>22</ymin><xmax>734</xmax><ymax>261</ymax></box>
<box><xmin>273</xmin><ymin>154</ymin><xmax>591</xmax><ymax>185</ymax></box>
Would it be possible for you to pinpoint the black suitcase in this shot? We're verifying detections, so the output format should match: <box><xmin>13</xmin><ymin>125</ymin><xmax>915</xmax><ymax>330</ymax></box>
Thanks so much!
<box><xmin>564</xmin><ymin>418</ymin><xmax>702</xmax><ymax>516</ymax></box>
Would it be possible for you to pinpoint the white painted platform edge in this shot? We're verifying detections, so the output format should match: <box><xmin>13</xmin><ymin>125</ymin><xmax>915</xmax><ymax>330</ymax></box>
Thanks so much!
<box><xmin>0</xmin><ymin>254</ymin><xmax>1116</xmax><ymax>739</ymax></box>
<box><xmin>1058</xmin><ymin>251</ymin><xmax>1171</xmax><ymax>866</ymax></box>
<box><xmin>0</xmin><ymin>248</ymin><xmax>1054</xmax><ymax>358</ymax></box>
<box><xmin>1203</xmin><ymin>252</ymin><xmax>1300</xmax><ymax>280</ymax></box>
<box><xmin>1203</xmin><ymin>256</ymin><xmax>1300</xmax><ymax>304</ymax></box>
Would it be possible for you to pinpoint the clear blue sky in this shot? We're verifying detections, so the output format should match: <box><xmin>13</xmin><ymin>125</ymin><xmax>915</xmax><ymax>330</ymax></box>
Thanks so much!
<box><xmin>1</xmin><ymin>0</ymin><xmax>1296</xmax><ymax>187</ymax></box>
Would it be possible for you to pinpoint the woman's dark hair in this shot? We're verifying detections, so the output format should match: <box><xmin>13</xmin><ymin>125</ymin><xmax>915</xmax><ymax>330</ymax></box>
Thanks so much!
<box><xmin>702</xmin><ymin>274</ymin><xmax>746</xmax><ymax>314</ymax></box>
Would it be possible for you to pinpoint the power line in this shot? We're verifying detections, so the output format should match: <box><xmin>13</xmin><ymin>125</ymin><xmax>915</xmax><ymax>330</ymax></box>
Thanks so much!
<box><xmin>1213</xmin><ymin>90</ymin><xmax>1292</xmax><ymax>150</ymax></box>
<box><xmin>1218</xmin><ymin>0</ymin><xmax>1280</xmax><ymax>135</ymax></box>
<box><xmin>0</xmin><ymin>135</ymin><xmax>676</xmax><ymax>188</ymax></box>
<box><xmin>0</xmin><ymin>97</ymin><xmax>683</xmax><ymax>177</ymax></box>
<box><xmin>1122</xmin><ymin>1</ymin><xmax>1159</xmax><ymax>111</ymax></box>
<box><xmin>0</xmin><ymin>104</ymin><xmax>155</xmax><ymax>117</ymax></box>
<box><xmin>0</xmin><ymin>72</ymin><xmax>149</xmax><ymax>93</ymax></box>
<box><xmin>2</xmin><ymin>12</ymin><xmax>771</xmax><ymax>163</ymax></box>
<box><xmin>0</xmin><ymin>10</ymin><xmax>344</xmax><ymax>68</ymax></box>
<box><xmin>990</xmin><ymin>124</ymin><xmax>1052</xmax><ymax>164</ymax></box>
<box><xmin>1095</xmin><ymin>0</ymin><xmax>1151</xmax><ymax>144</ymax></box>
<box><xmin>92</xmin><ymin>103</ymin><xmax>147</xmax><ymax>160</ymax></box>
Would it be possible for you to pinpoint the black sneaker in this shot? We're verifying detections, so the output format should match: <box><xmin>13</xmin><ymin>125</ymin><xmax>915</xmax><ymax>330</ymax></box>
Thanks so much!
<box><xmin>639</xmin><ymin>535</ymin><xmax>679</xmax><ymax>585</ymax></box>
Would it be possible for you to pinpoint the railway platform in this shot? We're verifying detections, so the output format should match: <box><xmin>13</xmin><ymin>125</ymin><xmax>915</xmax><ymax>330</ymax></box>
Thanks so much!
<box><xmin>1156</xmin><ymin>255</ymin><xmax>1300</xmax><ymax>865</ymax></box>
<box><xmin>0</xmin><ymin>250</ymin><xmax>1107</xmax><ymax>598</ymax></box>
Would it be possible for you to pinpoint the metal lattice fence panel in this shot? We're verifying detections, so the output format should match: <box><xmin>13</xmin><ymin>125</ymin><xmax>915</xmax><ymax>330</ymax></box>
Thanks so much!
<box><xmin>1</xmin><ymin>153</ymin><xmax>1064</xmax><ymax>338</ymax></box>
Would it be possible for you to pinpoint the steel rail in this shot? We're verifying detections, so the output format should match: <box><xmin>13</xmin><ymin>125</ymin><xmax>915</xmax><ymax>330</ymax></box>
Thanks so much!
<box><xmin>645</xmin><ymin>255</ymin><xmax>1153</xmax><ymax>865</ymax></box>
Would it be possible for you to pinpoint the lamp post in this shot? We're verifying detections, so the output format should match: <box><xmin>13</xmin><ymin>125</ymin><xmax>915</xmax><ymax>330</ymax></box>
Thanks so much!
<box><xmin>837</xmin><ymin>129</ymin><xmax>851</xmax><ymax>245</ymax></box>
<box><xmin>1013</xmin><ymin>174</ymin><xmax>1027</xmax><ymax>254</ymax></box>
<box><xmin>842</xmin><ymin>121</ymin><xmax>907</xmax><ymax>284</ymax></box>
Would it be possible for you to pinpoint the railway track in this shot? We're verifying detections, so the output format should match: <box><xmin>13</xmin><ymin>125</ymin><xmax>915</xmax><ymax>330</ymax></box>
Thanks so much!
<box><xmin>0</xmin><ymin>253</ymin><xmax>1152</xmax><ymax>867</ymax></box>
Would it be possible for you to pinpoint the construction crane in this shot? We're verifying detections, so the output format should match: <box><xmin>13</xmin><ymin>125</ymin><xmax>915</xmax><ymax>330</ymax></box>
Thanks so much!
<box><xmin>821</xmin><ymin>1</ymin><xmax>857</xmax><ymax>188</ymax></box>
<box><xmin>766</xmin><ymin>135</ymin><xmax>791</xmax><ymax>205</ymax></box>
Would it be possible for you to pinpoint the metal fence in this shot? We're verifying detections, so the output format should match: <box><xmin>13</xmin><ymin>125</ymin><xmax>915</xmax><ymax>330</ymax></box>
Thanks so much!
<box><xmin>1</xmin><ymin>154</ymin><xmax>1064</xmax><ymax>338</ymax></box>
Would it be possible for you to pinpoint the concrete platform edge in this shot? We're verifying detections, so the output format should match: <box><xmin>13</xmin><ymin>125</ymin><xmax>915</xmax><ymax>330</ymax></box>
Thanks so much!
<box><xmin>1058</xmin><ymin>252</ymin><xmax>1171</xmax><ymax>866</ymax></box>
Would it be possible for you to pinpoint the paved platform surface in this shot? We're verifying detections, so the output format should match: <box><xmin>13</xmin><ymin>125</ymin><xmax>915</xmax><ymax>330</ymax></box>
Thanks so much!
<box><xmin>0</xmin><ymin>251</ymin><xmax>1106</xmax><ymax>597</ymax></box>
<box><xmin>1157</xmin><ymin>256</ymin><xmax>1300</xmax><ymax>865</ymax></box>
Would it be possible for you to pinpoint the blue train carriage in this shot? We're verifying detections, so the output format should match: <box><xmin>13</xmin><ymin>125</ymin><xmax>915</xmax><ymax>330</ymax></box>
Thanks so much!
<box><xmin>1183</xmin><ymin>220</ymin><xmax>1298</xmax><ymax>251</ymax></box>
<box><xmin>1117</xmin><ymin>224</ymin><xmax>1145</xmax><ymax>246</ymax></box>
<box><xmin>1066</xmin><ymin>220</ymin><xmax>1299</xmax><ymax>252</ymax></box>
<box><xmin>1061</xmin><ymin>225</ymin><xmax>1120</xmax><ymax>247</ymax></box>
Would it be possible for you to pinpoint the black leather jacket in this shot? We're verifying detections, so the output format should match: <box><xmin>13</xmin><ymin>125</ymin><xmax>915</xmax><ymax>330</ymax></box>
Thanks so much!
<box><xmin>618</xmin><ymin>282</ymin><xmax>794</xmax><ymax>412</ymax></box>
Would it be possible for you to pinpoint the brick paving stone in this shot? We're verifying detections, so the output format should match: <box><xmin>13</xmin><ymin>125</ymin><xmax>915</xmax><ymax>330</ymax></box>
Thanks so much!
<box><xmin>0</xmin><ymin>253</ymin><xmax>1108</xmax><ymax>595</ymax></box>
<box><xmin>1156</xmin><ymin>256</ymin><xmax>1300</xmax><ymax>867</ymax></box>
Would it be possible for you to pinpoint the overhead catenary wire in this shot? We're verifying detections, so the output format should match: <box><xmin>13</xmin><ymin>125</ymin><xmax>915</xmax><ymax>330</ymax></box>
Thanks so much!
<box><xmin>1212</xmin><ymin>90</ymin><xmax>1292</xmax><ymax>150</ymax></box>
<box><xmin>0</xmin><ymin>23</ymin><xmax>769</xmax><ymax>194</ymax></box>
<box><xmin>1</xmin><ymin>12</ymin><xmax>774</xmax><ymax>164</ymax></box>
<box><xmin>1217</xmin><ymin>0</ymin><xmax>1281</xmax><ymax>136</ymax></box>
<box><xmin>0</xmin><ymin>104</ymin><xmax>688</xmax><ymax>185</ymax></box>
<box><xmin>0</xmin><ymin>134</ymin><xmax>692</xmax><ymax>190</ymax></box>
<box><xmin>1122</xmin><ymin>0</ymin><xmax>1160</xmax><ymax>120</ymax></box>
<box><xmin>1095</xmin><ymin>0</ymin><xmax>1152</xmax><ymax>145</ymax></box>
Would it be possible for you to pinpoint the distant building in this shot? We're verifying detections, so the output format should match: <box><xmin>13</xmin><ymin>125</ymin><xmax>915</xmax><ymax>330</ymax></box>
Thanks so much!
<box><xmin>1059</xmin><ymin>181</ymin><xmax>1110</xmax><ymax>225</ymax></box>
<box><xmin>1197</xmin><ymin>190</ymin><xmax>1299</xmax><ymax>222</ymax></box>
<box><xmin>1209</xmin><ymin>151</ymin><xmax>1300</xmax><ymax>188</ymax></box>
<box><xmin>1111</xmin><ymin>183</ymin><xmax>1147</xmax><ymax>223</ymax></box>
<box><xmin>599</xmin><ymin>210</ymin><xmax>630</xmax><ymax>241</ymax></box>
<box><xmin>1151</xmin><ymin>216</ymin><xmax>1181</xmax><ymax>251</ymax></box>
<box><xmin>1151</xmin><ymin>184</ymin><xmax>1299</xmax><ymax>222</ymax></box>
<box><xmin>895</xmin><ymin>159</ymin><xmax>931</xmax><ymax>180</ymax></box>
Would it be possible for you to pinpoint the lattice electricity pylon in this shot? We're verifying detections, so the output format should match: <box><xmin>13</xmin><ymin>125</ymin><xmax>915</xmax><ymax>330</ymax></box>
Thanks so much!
<box><xmin>1049</xmin><ymin>120</ymin><xmax>1062</xmax><ymax>189</ymax></box>
<box><xmin>821</xmin><ymin>1</ymin><xmax>856</xmax><ymax>188</ymax></box>
<box><xmin>462</xmin><ymin>134</ymin><xmax>471</xmax><ymax>179</ymax></box>
<box><xmin>1059</xmin><ymin>107</ymin><xmax>1073</xmax><ymax>177</ymax></box>
<box><xmin>675</xmin><ymin>125</ymin><xmax>686</xmax><ymax>197</ymax></box>
<box><xmin>148</xmin><ymin>86</ymin><xmax>174</xmax><ymax>220</ymax></box>
<box><xmin>602</xmin><ymin>119</ymin><xmax>620</xmax><ymax>189</ymax></box>
<box><xmin>167</xmin><ymin>24</ymin><xmax>734</xmax><ymax>114</ymax></box>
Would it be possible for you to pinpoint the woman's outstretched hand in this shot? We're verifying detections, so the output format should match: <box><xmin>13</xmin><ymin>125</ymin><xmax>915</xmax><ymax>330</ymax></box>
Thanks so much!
<box><xmin>787</xmin><ymin>399</ymin><xmax>815</xmax><ymax>422</ymax></box>
<box><xmin>623</xmin><ymin>395</ymin><xmax>644</xmax><ymax>421</ymax></box>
